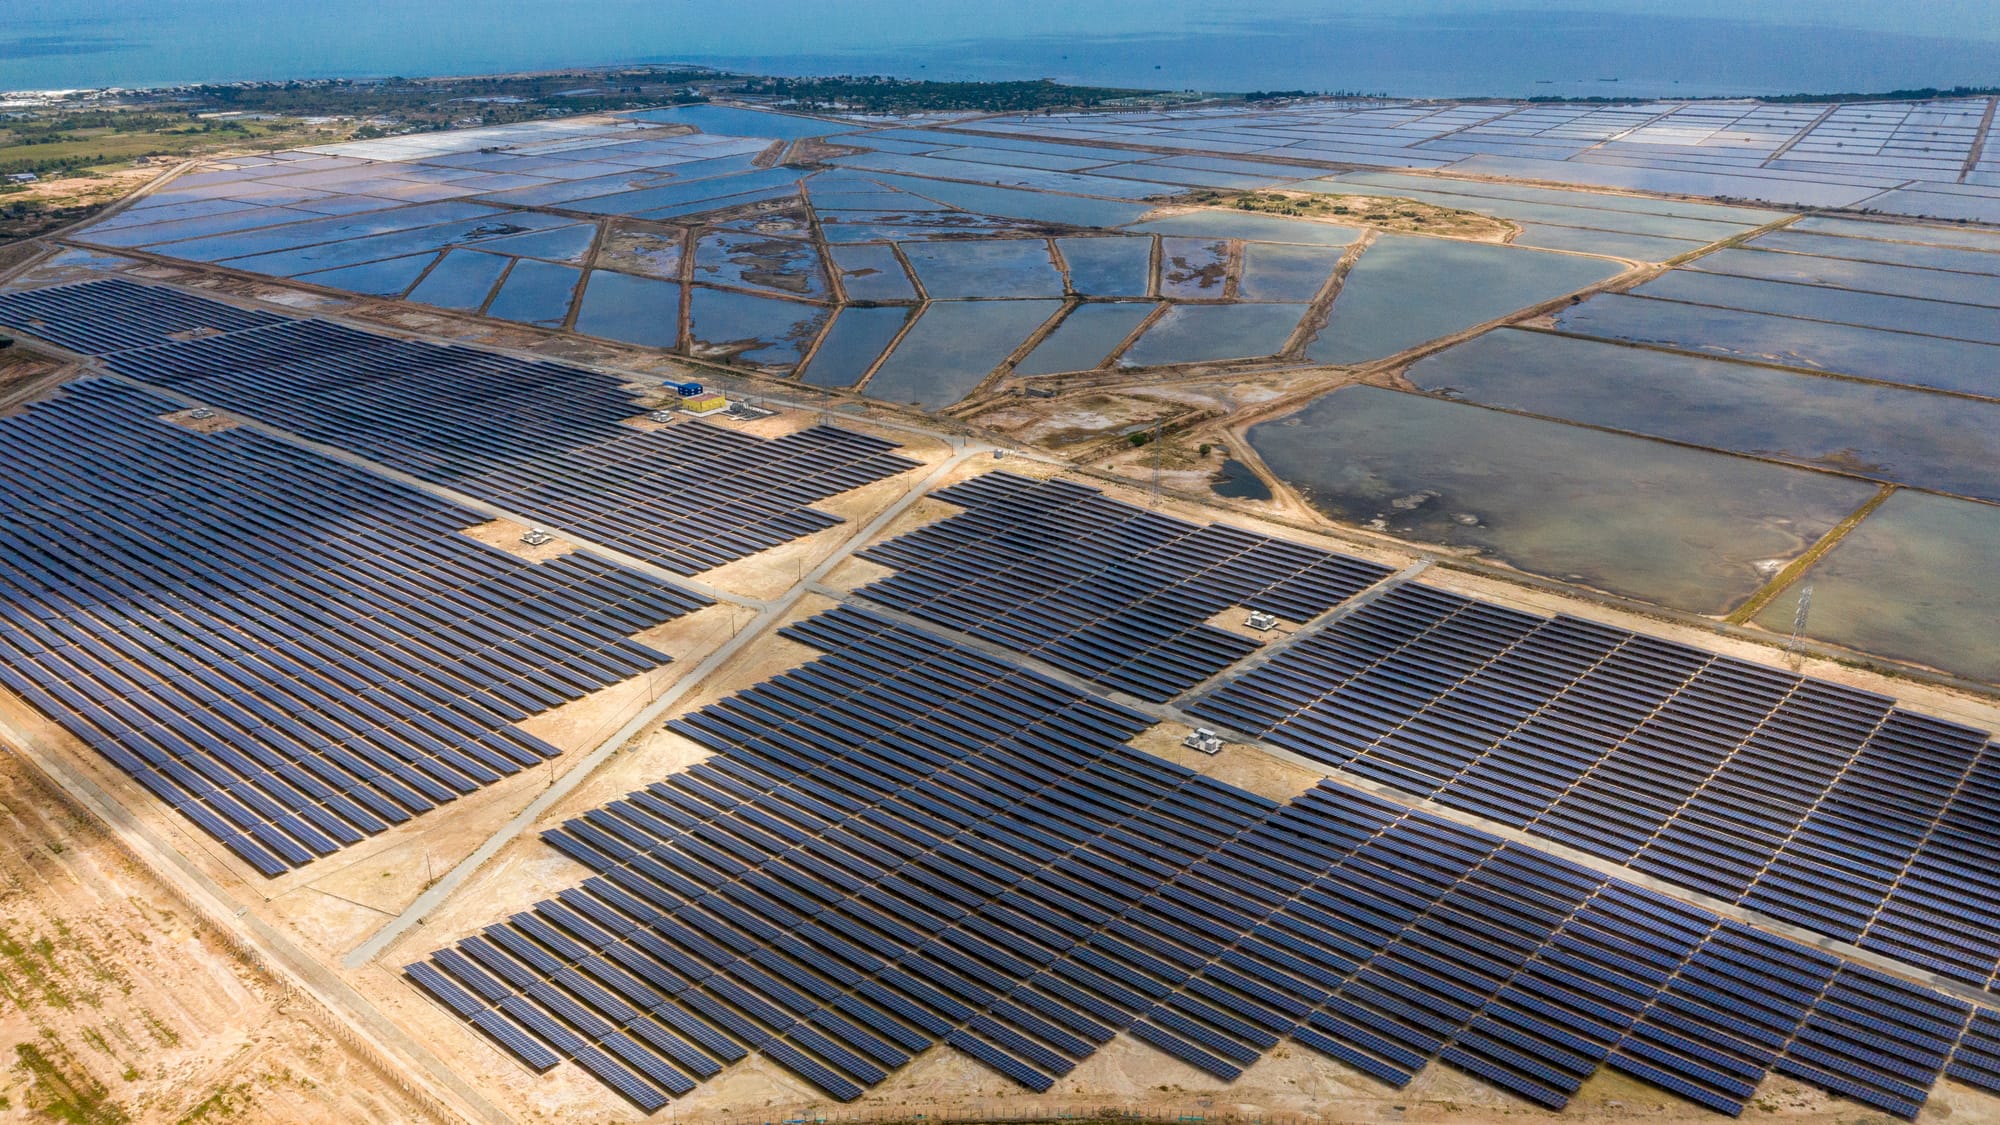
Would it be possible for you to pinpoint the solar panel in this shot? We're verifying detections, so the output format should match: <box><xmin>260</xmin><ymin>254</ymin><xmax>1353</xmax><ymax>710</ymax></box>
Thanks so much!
<box><xmin>1192</xmin><ymin>580</ymin><xmax>2000</xmax><ymax>989</ymax></box>
<box><xmin>401</xmin><ymin>606</ymin><xmax>1999</xmax><ymax>1116</ymax></box>
<box><xmin>855</xmin><ymin>472</ymin><xmax>1391</xmax><ymax>702</ymax></box>
<box><xmin>0</xmin><ymin>379</ymin><xmax>707</xmax><ymax>872</ymax></box>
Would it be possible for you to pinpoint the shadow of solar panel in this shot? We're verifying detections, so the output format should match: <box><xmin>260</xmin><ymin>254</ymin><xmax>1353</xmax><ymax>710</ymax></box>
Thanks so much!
<box><xmin>0</xmin><ymin>277</ymin><xmax>282</xmax><ymax>354</ymax></box>
<box><xmin>6</xmin><ymin>280</ymin><xmax>918</xmax><ymax>575</ymax></box>
<box><xmin>856</xmin><ymin>472</ymin><xmax>1392</xmax><ymax>702</ymax></box>
<box><xmin>407</xmin><ymin>605</ymin><xmax>1996</xmax><ymax>1116</ymax></box>
<box><xmin>0</xmin><ymin>380</ymin><xmax>707</xmax><ymax>872</ymax></box>
<box><xmin>1190</xmin><ymin>578</ymin><xmax>2000</xmax><ymax>987</ymax></box>
<box><xmin>1951</xmin><ymin>1012</ymin><xmax>2000</xmax><ymax>1096</ymax></box>
<box><xmin>1775</xmin><ymin>965</ymin><xmax>1970</xmax><ymax>1119</ymax></box>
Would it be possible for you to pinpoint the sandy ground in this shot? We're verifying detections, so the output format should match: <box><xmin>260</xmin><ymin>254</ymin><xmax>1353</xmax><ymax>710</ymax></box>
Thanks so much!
<box><xmin>1143</xmin><ymin>193</ymin><xmax>1519</xmax><ymax>242</ymax></box>
<box><xmin>340</xmin><ymin>462</ymin><xmax>2000</xmax><ymax>1124</ymax></box>
<box><xmin>0</xmin><ymin>165</ymin><xmax>162</xmax><ymax>221</ymax></box>
<box><xmin>1413</xmin><ymin>564</ymin><xmax>2000</xmax><ymax>736</ymax></box>
<box><xmin>458</xmin><ymin>520</ymin><xmax>578</xmax><ymax>563</ymax></box>
<box><xmin>0</xmin><ymin>351</ymin><xmax>73</xmax><ymax>417</ymax></box>
<box><xmin>0</xmin><ymin>748</ymin><xmax>425</xmax><ymax>1124</ymax></box>
<box><xmin>6</xmin><ymin>214</ymin><xmax>2000</xmax><ymax>1125</ymax></box>
<box><xmin>154</xmin><ymin>407</ymin><xmax>244</xmax><ymax>434</ymax></box>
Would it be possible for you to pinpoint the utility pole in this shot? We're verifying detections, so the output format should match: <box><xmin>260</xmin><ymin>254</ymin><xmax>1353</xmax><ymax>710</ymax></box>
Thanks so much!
<box><xmin>1149</xmin><ymin>420</ymin><xmax>1163</xmax><ymax>508</ymax></box>
<box><xmin>1786</xmin><ymin>583</ymin><xmax>1814</xmax><ymax>671</ymax></box>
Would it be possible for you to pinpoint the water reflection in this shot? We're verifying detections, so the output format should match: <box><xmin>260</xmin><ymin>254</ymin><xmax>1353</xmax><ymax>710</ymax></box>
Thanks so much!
<box><xmin>865</xmin><ymin>300</ymin><xmax>1063</xmax><ymax>408</ymax></box>
<box><xmin>1755</xmin><ymin>492</ymin><xmax>2000</xmax><ymax>683</ymax></box>
<box><xmin>1015</xmin><ymin>303</ymin><xmax>1157</xmax><ymax>376</ymax></box>
<box><xmin>1250</xmin><ymin>386</ymin><xmax>1876</xmax><ymax>614</ymax></box>
<box><xmin>1410</xmin><ymin>328</ymin><xmax>2000</xmax><ymax>499</ymax></box>
<box><xmin>1308</xmin><ymin>234</ymin><xmax>1621</xmax><ymax>364</ymax></box>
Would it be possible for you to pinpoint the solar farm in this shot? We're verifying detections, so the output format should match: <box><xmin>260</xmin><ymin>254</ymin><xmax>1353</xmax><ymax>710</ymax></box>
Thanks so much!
<box><xmin>1</xmin><ymin>92</ymin><xmax>1999</xmax><ymax>1125</ymax></box>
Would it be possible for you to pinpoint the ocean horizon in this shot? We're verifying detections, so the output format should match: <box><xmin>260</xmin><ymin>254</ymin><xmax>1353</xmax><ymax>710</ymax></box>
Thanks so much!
<box><xmin>7</xmin><ymin>2</ymin><xmax>2000</xmax><ymax>100</ymax></box>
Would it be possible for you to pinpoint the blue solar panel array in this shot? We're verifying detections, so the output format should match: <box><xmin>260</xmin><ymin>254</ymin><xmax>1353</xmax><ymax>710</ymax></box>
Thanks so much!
<box><xmin>1952</xmin><ymin>1011</ymin><xmax>2000</xmax><ymax>1097</ymax></box>
<box><xmin>0</xmin><ymin>280</ymin><xmax>920</xmax><ymax>575</ymax></box>
<box><xmin>1188</xmin><ymin>582</ymin><xmax>2000</xmax><ymax>995</ymax></box>
<box><xmin>0</xmin><ymin>379</ymin><xmax>708</xmax><ymax>873</ymax></box>
<box><xmin>407</xmin><ymin>606</ymin><xmax>1999</xmax><ymax>1118</ymax></box>
<box><xmin>856</xmin><ymin>472</ymin><xmax>1392</xmax><ymax>702</ymax></box>
<box><xmin>0</xmin><ymin>277</ymin><xmax>282</xmax><ymax>353</ymax></box>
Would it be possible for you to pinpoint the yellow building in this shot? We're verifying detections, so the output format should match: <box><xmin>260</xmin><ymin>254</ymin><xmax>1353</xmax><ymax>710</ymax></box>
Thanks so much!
<box><xmin>681</xmin><ymin>391</ymin><xmax>728</xmax><ymax>414</ymax></box>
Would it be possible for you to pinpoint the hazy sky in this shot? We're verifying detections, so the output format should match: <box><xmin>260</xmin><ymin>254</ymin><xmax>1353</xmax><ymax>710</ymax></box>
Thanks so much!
<box><xmin>8</xmin><ymin>1</ymin><xmax>1997</xmax><ymax>94</ymax></box>
<box><xmin>18</xmin><ymin>0</ymin><xmax>2000</xmax><ymax>44</ymax></box>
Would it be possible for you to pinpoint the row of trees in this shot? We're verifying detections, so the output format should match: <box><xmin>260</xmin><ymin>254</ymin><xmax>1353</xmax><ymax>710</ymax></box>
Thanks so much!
<box><xmin>730</xmin><ymin>76</ymin><xmax>1150</xmax><ymax>113</ymax></box>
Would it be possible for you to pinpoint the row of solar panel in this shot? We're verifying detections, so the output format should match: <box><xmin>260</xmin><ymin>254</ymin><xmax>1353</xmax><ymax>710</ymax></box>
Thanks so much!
<box><xmin>1188</xmin><ymin>581</ymin><xmax>2000</xmax><ymax>993</ymax></box>
<box><xmin>872</xmin><ymin>472</ymin><xmax>1385</xmax><ymax>625</ymax></box>
<box><xmin>0</xmin><ymin>280</ymin><xmax>919</xmax><ymax>575</ymax></box>
<box><xmin>856</xmin><ymin>472</ymin><xmax>1390</xmax><ymax>701</ymax></box>
<box><xmin>0</xmin><ymin>380</ymin><xmax>706</xmax><ymax>873</ymax></box>
<box><xmin>408</xmin><ymin>607</ymin><xmax>2000</xmax><ymax>1119</ymax></box>
<box><xmin>0</xmin><ymin>276</ymin><xmax>282</xmax><ymax>352</ymax></box>
<box><xmin>1129</xmin><ymin>787</ymin><xmax>1975</xmax><ymax>1120</ymax></box>
<box><xmin>0</xmin><ymin>280</ymin><xmax>926</xmax><ymax>574</ymax></box>
<box><xmin>412</xmin><ymin>606</ymin><xmax>1241</xmax><ymax>1107</ymax></box>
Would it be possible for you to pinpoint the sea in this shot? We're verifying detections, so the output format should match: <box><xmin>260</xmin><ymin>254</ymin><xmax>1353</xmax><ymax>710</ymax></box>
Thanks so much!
<box><xmin>5</xmin><ymin>1</ymin><xmax>2000</xmax><ymax>99</ymax></box>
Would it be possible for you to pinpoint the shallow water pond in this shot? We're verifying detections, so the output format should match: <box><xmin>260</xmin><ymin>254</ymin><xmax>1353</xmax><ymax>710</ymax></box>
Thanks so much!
<box><xmin>688</xmin><ymin>287</ymin><xmax>827</xmax><ymax>369</ymax></box>
<box><xmin>1632</xmin><ymin>270</ymin><xmax>2000</xmax><ymax>345</ymax></box>
<box><xmin>1057</xmin><ymin>236</ymin><xmax>1154</xmax><ymax>297</ymax></box>
<box><xmin>1552</xmin><ymin>294</ymin><xmax>2000</xmax><ymax>397</ymax></box>
<box><xmin>1691</xmin><ymin>248</ymin><xmax>2000</xmax><ymax>307</ymax></box>
<box><xmin>473</xmin><ymin>223</ymin><xmax>599</xmax><ymax>264</ymax></box>
<box><xmin>1121</xmin><ymin>303</ymin><xmax>1307</xmax><ymax>366</ymax></box>
<box><xmin>484</xmin><ymin>258</ymin><xmax>580</xmax><ymax>327</ymax></box>
<box><xmin>1211</xmin><ymin>458</ymin><xmax>1274</xmax><ymax>501</ymax></box>
<box><xmin>1754</xmin><ymin>492</ymin><xmax>2000</xmax><ymax>683</ymax></box>
<box><xmin>1749</xmin><ymin>228</ymin><xmax>2000</xmax><ymax>277</ymax></box>
<box><xmin>1249</xmin><ymin>385</ymin><xmax>1878</xmax><ymax>614</ymax></box>
<box><xmin>899</xmin><ymin>239</ymin><xmax>1064</xmax><ymax>298</ymax></box>
<box><xmin>1237</xmin><ymin>242</ymin><xmax>1344</xmax><ymax>302</ymax></box>
<box><xmin>407</xmin><ymin>249</ymin><xmax>512</xmax><ymax>310</ymax></box>
<box><xmin>800</xmin><ymin>306</ymin><xmax>913</xmax><ymax>388</ymax></box>
<box><xmin>817</xmin><ymin>210</ymin><xmax>1036</xmax><ymax>243</ymax></box>
<box><xmin>216</xmin><ymin>210</ymin><xmax>572</xmax><ymax>277</ymax></box>
<box><xmin>1127</xmin><ymin>211</ymin><xmax>1361</xmax><ymax>247</ymax></box>
<box><xmin>1158</xmin><ymin>237</ymin><xmax>1232</xmax><ymax>299</ymax></box>
<box><xmin>299</xmin><ymin>252</ymin><xmax>436</xmax><ymax>296</ymax></box>
<box><xmin>1307</xmin><ymin>234</ymin><xmax>1623</xmax><ymax>364</ymax></box>
<box><xmin>828</xmin><ymin>243</ymin><xmax>917</xmax><ymax>302</ymax></box>
<box><xmin>864</xmin><ymin>300</ymin><xmax>1064</xmax><ymax>408</ymax></box>
<box><xmin>574</xmin><ymin>270</ymin><xmax>681</xmax><ymax>348</ymax></box>
<box><xmin>864</xmin><ymin>173</ymin><xmax>1153</xmax><ymax>229</ymax></box>
<box><xmin>595</xmin><ymin>224</ymin><xmax>686</xmax><ymax>280</ymax></box>
<box><xmin>693</xmin><ymin>231</ymin><xmax>827</xmax><ymax>297</ymax></box>
<box><xmin>1411</xmin><ymin>328</ymin><xmax>2000</xmax><ymax>499</ymax></box>
<box><xmin>1014</xmin><ymin>303</ymin><xmax>1157</xmax><ymax>376</ymax></box>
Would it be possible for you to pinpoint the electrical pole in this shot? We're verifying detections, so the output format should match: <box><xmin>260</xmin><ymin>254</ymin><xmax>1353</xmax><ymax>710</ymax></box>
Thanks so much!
<box><xmin>1149</xmin><ymin>420</ymin><xmax>1163</xmax><ymax>508</ymax></box>
<box><xmin>1786</xmin><ymin>583</ymin><xmax>1814</xmax><ymax>671</ymax></box>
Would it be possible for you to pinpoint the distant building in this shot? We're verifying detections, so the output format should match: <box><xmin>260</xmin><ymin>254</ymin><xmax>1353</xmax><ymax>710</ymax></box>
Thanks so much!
<box><xmin>6</xmin><ymin>172</ymin><xmax>37</xmax><ymax>184</ymax></box>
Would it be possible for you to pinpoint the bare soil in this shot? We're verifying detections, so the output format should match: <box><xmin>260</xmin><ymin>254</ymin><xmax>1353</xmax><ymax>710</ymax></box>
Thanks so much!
<box><xmin>154</xmin><ymin>407</ymin><xmax>243</xmax><ymax>434</ymax></box>
<box><xmin>457</xmin><ymin>519</ymin><xmax>578</xmax><ymax>563</ymax></box>
<box><xmin>0</xmin><ymin>351</ymin><xmax>73</xmax><ymax>416</ymax></box>
<box><xmin>0</xmin><ymin>748</ymin><xmax>426</xmax><ymax>1124</ymax></box>
<box><xmin>1155</xmin><ymin>192</ymin><xmax>1518</xmax><ymax>242</ymax></box>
